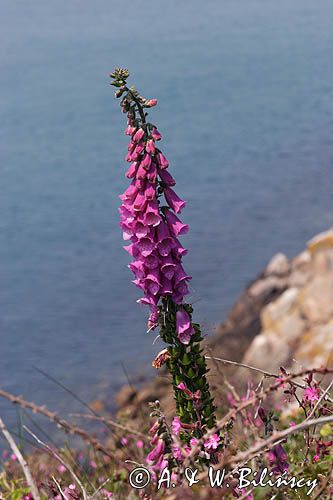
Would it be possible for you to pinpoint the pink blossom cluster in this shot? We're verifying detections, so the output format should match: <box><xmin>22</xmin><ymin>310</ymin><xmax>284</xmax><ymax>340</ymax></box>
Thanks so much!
<box><xmin>119</xmin><ymin>116</ymin><xmax>193</xmax><ymax>339</ymax></box>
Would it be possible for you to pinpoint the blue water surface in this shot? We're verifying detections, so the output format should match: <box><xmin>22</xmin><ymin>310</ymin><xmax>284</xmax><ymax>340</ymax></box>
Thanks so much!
<box><xmin>0</xmin><ymin>0</ymin><xmax>332</xmax><ymax>429</ymax></box>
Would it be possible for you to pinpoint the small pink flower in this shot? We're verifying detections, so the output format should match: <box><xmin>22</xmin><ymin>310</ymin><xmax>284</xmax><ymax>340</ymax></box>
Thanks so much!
<box><xmin>90</xmin><ymin>460</ymin><xmax>97</xmax><ymax>469</ymax></box>
<box><xmin>120</xmin><ymin>437</ymin><xmax>128</xmax><ymax>446</ymax></box>
<box><xmin>289</xmin><ymin>421</ymin><xmax>296</xmax><ymax>427</ymax></box>
<box><xmin>177</xmin><ymin>382</ymin><xmax>186</xmax><ymax>391</ymax></box>
<box><xmin>10</xmin><ymin>453</ymin><xmax>17</xmax><ymax>461</ymax></box>
<box><xmin>57</xmin><ymin>464</ymin><xmax>66</xmax><ymax>473</ymax></box>
<box><xmin>190</xmin><ymin>438</ymin><xmax>199</xmax><ymax>448</ymax></box>
<box><xmin>172</xmin><ymin>445</ymin><xmax>184</xmax><ymax>461</ymax></box>
<box><xmin>313</xmin><ymin>454</ymin><xmax>320</xmax><ymax>462</ymax></box>
<box><xmin>136</xmin><ymin>440</ymin><xmax>144</xmax><ymax>449</ymax></box>
<box><xmin>176</xmin><ymin>308</ymin><xmax>194</xmax><ymax>345</ymax></box>
<box><xmin>171</xmin><ymin>416</ymin><xmax>182</xmax><ymax>435</ymax></box>
<box><xmin>204</xmin><ymin>434</ymin><xmax>220</xmax><ymax>450</ymax></box>
<box><xmin>303</xmin><ymin>386</ymin><xmax>320</xmax><ymax>404</ymax></box>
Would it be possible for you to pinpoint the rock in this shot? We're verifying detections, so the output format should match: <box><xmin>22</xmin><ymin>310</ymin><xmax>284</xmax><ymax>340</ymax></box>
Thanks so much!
<box><xmin>265</xmin><ymin>253</ymin><xmax>290</xmax><ymax>276</ymax></box>
<box><xmin>307</xmin><ymin>228</ymin><xmax>333</xmax><ymax>254</ymax></box>
<box><xmin>115</xmin><ymin>385</ymin><xmax>137</xmax><ymax>407</ymax></box>
<box><xmin>294</xmin><ymin>321</ymin><xmax>333</xmax><ymax>368</ymax></box>
<box><xmin>248</xmin><ymin>276</ymin><xmax>287</xmax><ymax>300</ymax></box>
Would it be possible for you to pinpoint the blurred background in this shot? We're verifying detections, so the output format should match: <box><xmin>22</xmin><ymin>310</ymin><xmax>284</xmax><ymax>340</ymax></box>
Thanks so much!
<box><xmin>0</xmin><ymin>0</ymin><xmax>332</xmax><ymax>430</ymax></box>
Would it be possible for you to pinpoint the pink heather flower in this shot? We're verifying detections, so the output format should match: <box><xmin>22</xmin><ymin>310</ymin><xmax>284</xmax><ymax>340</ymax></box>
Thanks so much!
<box><xmin>313</xmin><ymin>454</ymin><xmax>320</xmax><ymax>462</ymax></box>
<box><xmin>133</xmin><ymin>128</ymin><xmax>145</xmax><ymax>142</ymax></box>
<box><xmin>172</xmin><ymin>446</ymin><xmax>184</xmax><ymax>461</ymax></box>
<box><xmin>136</xmin><ymin>440</ymin><xmax>144</xmax><ymax>449</ymax></box>
<box><xmin>267</xmin><ymin>443</ymin><xmax>289</xmax><ymax>475</ymax></box>
<box><xmin>204</xmin><ymin>434</ymin><xmax>220</xmax><ymax>450</ymax></box>
<box><xmin>190</xmin><ymin>438</ymin><xmax>199</xmax><ymax>448</ymax></box>
<box><xmin>177</xmin><ymin>382</ymin><xmax>186</xmax><ymax>391</ymax></box>
<box><xmin>164</xmin><ymin>187</ymin><xmax>186</xmax><ymax>213</ymax></box>
<box><xmin>156</xmin><ymin>151</ymin><xmax>169</xmax><ymax>169</ymax></box>
<box><xmin>120</xmin><ymin>437</ymin><xmax>128</xmax><ymax>446</ymax></box>
<box><xmin>303</xmin><ymin>386</ymin><xmax>320</xmax><ymax>404</ymax></box>
<box><xmin>10</xmin><ymin>453</ymin><xmax>17</xmax><ymax>461</ymax></box>
<box><xmin>171</xmin><ymin>416</ymin><xmax>182</xmax><ymax>435</ymax></box>
<box><xmin>152</xmin><ymin>455</ymin><xmax>168</xmax><ymax>472</ymax></box>
<box><xmin>176</xmin><ymin>308</ymin><xmax>194</xmax><ymax>345</ymax></box>
<box><xmin>289</xmin><ymin>421</ymin><xmax>296</xmax><ymax>427</ymax></box>
<box><xmin>146</xmin><ymin>139</ymin><xmax>156</xmax><ymax>154</ymax></box>
<box><xmin>151</xmin><ymin>127</ymin><xmax>162</xmax><ymax>141</ymax></box>
<box><xmin>165</xmin><ymin>210</ymin><xmax>189</xmax><ymax>237</ymax></box>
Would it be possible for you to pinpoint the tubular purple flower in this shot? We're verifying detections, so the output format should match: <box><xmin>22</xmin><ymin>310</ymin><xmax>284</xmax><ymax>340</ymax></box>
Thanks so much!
<box><xmin>164</xmin><ymin>187</ymin><xmax>186</xmax><ymax>213</ymax></box>
<box><xmin>133</xmin><ymin>128</ymin><xmax>145</xmax><ymax>142</ymax></box>
<box><xmin>151</xmin><ymin>127</ymin><xmax>162</xmax><ymax>141</ymax></box>
<box><xmin>158</xmin><ymin>169</ymin><xmax>176</xmax><ymax>186</ymax></box>
<box><xmin>156</xmin><ymin>151</ymin><xmax>169</xmax><ymax>169</ymax></box>
<box><xmin>146</xmin><ymin>439</ymin><xmax>165</xmax><ymax>463</ymax></box>
<box><xmin>176</xmin><ymin>308</ymin><xmax>194</xmax><ymax>345</ymax></box>
<box><xmin>146</xmin><ymin>139</ymin><xmax>156</xmax><ymax>154</ymax></box>
<box><xmin>165</xmin><ymin>210</ymin><xmax>189</xmax><ymax>237</ymax></box>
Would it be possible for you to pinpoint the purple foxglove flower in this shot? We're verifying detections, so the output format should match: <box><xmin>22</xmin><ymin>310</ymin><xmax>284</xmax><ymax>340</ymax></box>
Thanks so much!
<box><xmin>125</xmin><ymin>124</ymin><xmax>136</xmax><ymax>136</ymax></box>
<box><xmin>133</xmin><ymin>128</ymin><xmax>145</xmax><ymax>142</ymax></box>
<box><xmin>151</xmin><ymin>127</ymin><xmax>162</xmax><ymax>141</ymax></box>
<box><xmin>137</xmin><ymin>294</ymin><xmax>158</xmax><ymax>306</ymax></box>
<box><xmin>158</xmin><ymin>168</ymin><xmax>176</xmax><ymax>186</ymax></box>
<box><xmin>152</xmin><ymin>456</ymin><xmax>168</xmax><ymax>473</ymax></box>
<box><xmin>173</xmin><ymin>264</ymin><xmax>192</xmax><ymax>285</ymax></box>
<box><xmin>147</xmin><ymin>439</ymin><xmax>165</xmax><ymax>463</ymax></box>
<box><xmin>133</xmin><ymin>190</ymin><xmax>147</xmax><ymax>212</ymax></box>
<box><xmin>141</xmin><ymin>152</ymin><xmax>152</xmax><ymax>170</ymax></box>
<box><xmin>144</xmin><ymin>252</ymin><xmax>159</xmax><ymax>269</ymax></box>
<box><xmin>119</xmin><ymin>205</ymin><xmax>134</xmax><ymax>222</ymax></box>
<box><xmin>156</xmin><ymin>222</ymin><xmax>176</xmax><ymax>256</ymax></box>
<box><xmin>127</xmin><ymin>140</ymin><xmax>136</xmax><ymax>152</ymax></box>
<box><xmin>146</xmin><ymin>139</ymin><xmax>156</xmax><ymax>154</ymax></box>
<box><xmin>136</xmin><ymin>162</ymin><xmax>148</xmax><ymax>180</ymax></box>
<box><xmin>165</xmin><ymin>210</ymin><xmax>189</xmax><ymax>237</ymax></box>
<box><xmin>119</xmin><ymin>221</ymin><xmax>133</xmax><ymax>240</ymax></box>
<box><xmin>123</xmin><ymin>243</ymin><xmax>140</xmax><ymax>258</ymax></box>
<box><xmin>172</xmin><ymin>446</ymin><xmax>184</xmax><ymax>461</ymax></box>
<box><xmin>136</xmin><ymin>234</ymin><xmax>155</xmax><ymax>257</ymax></box>
<box><xmin>160</xmin><ymin>254</ymin><xmax>176</xmax><ymax>280</ymax></box>
<box><xmin>125</xmin><ymin>151</ymin><xmax>133</xmax><ymax>162</ymax></box>
<box><xmin>148</xmin><ymin>307</ymin><xmax>160</xmax><ymax>330</ymax></box>
<box><xmin>144</xmin><ymin>269</ymin><xmax>161</xmax><ymax>295</ymax></box>
<box><xmin>119</xmin><ymin>181</ymin><xmax>138</xmax><ymax>201</ymax></box>
<box><xmin>135</xmin><ymin>178</ymin><xmax>146</xmax><ymax>191</ymax></box>
<box><xmin>176</xmin><ymin>308</ymin><xmax>194</xmax><ymax>344</ymax></box>
<box><xmin>125</xmin><ymin>162</ymin><xmax>139</xmax><ymax>179</ymax></box>
<box><xmin>156</xmin><ymin>151</ymin><xmax>169</xmax><ymax>169</ymax></box>
<box><xmin>164</xmin><ymin>187</ymin><xmax>186</xmax><ymax>214</ymax></box>
<box><xmin>132</xmin><ymin>278</ymin><xmax>145</xmax><ymax>290</ymax></box>
<box><xmin>175</xmin><ymin>281</ymin><xmax>189</xmax><ymax>297</ymax></box>
<box><xmin>132</xmin><ymin>220</ymin><xmax>149</xmax><ymax>238</ymax></box>
<box><xmin>144</xmin><ymin>200</ymin><xmax>161</xmax><ymax>227</ymax></box>
<box><xmin>129</xmin><ymin>261</ymin><xmax>146</xmax><ymax>279</ymax></box>
<box><xmin>160</xmin><ymin>276</ymin><xmax>173</xmax><ymax>295</ymax></box>
<box><xmin>172</xmin><ymin>239</ymin><xmax>188</xmax><ymax>258</ymax></box>
<box><xmin>134</xmin><ymin>141</ymin><xmax>145</xmax><ymax>155</ymax></box>
<box><xmin>144</xmin><ymin>182</ymin><xmax>156</xmax><ymax>201</ymax></box>
<box><xmin>147</xmin><ymin>162</ymin><xmax>157</xmax><ymax>183</ymax></box>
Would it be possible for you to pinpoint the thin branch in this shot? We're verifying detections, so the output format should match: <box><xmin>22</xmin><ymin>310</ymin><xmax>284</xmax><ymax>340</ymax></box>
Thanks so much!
<box><xmin>225</xmin><ymin>415</ymin><xmax>333</xmax><ymax>468</ymax></box>
<box><xmin>70</xmin><ymin>413</ymin><xmax>147</xmax><ymax>439</ymax></box>
<box><xmin>0</xmin><ymin>389</ymin><xmax>115</xmax><ymax>460</ymax></box>
<box><xmin>24</xmin><ymin>425</ymin><xmax>88</xmax><ymax>500</ymax></box>
<box><xmin>0</xmin><ymin>416</ymin><xmax>41</xmax><ymax>500</ymax></box>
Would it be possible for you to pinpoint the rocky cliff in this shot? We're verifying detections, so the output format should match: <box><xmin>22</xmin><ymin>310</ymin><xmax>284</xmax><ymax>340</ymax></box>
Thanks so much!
<box><xmin>115</xmin><ymin>229</ymin><xmax>333</xmax><ymax>418</ymax></box>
